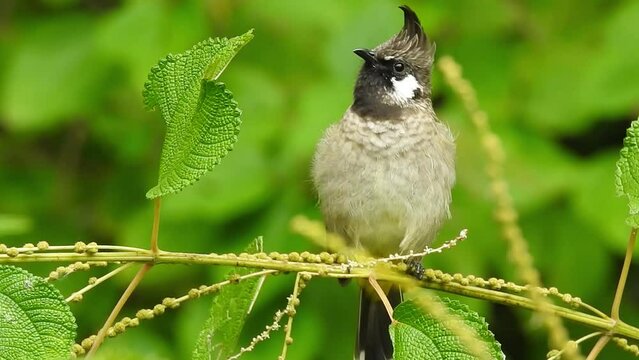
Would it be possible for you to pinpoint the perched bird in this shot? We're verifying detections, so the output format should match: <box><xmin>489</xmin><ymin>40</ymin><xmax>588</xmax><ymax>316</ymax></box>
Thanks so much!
<box><xmin>311</xmin><ymin>5</ymin><xmax>456</xmax><ymax>359</ymax></box>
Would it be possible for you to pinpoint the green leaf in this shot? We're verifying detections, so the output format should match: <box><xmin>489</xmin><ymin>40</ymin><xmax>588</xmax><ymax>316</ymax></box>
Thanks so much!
<box><xmin>390</xmin><ymin>298</ymin><xmax>503</xmax><ymax>360</ymax></box>
<box><xmin>615</xmin><ymin>118</ymin><xmax>639</xmax><ymax>227</ymax></box>
<box><xmin>0</xmin><ymin>265</ymin><xmax>76</xmax><ymax>360</ymax></box>
<box><xmin>192</xmin><ymin>237</ymin><xmax>265</xmax><ymax>360</ymax></box>
<box><xmin>144</xmin><ymin>30</ymin><xmax>254</xmax><ymax>199</ymax></box>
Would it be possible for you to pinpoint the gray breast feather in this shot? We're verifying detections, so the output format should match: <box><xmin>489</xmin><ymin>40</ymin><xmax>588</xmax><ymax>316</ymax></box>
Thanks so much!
<box><xmin>312</xmin><ymin>108</ymin><xmax>455</xmax><ymax>256</ymax></box>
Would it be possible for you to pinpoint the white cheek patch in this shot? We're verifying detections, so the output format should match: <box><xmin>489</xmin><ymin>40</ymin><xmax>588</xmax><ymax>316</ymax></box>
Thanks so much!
<box><xmin>390</xmin><ymin>75</ymin><xmax>422</xmax><ymax>105</ymax></box>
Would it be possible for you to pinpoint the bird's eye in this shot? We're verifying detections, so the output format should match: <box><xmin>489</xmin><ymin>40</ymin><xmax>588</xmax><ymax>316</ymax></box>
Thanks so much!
<box><xmin>393</xmin><ymin>62</ymin><xmax>405</xmax><ymax>73</ymax></box>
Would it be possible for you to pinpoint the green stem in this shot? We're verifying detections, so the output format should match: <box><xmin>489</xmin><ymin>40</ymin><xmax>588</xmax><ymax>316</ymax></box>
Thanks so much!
<box><xmin>3</xmin><ymin>250</ymin><xmax>639</xmax><ymax>341</ymax></box>
<box><xmin>586</xmin><ymin>335</ymin><xmax>610</xmax><ymax>360</ymax></box>
<box><xmin>150</xmin><ymin>198</ymin><xmax>161</xmax><ymax>255</ymax></box>
<box><xmin>422</xmin><ymin>280</ymin><xmax>636</xmax><ymax>339</ymax></box>
<box><xmin>86</xmin><ymin>263</ymin><xmax>152</xmax><ymax>358</ymax></box>
<box><xmin>66</xmin><ymin>263</ymin><xmax>134</xmax><ymax>303</ymax></box>
<box><xmin>611</xmin><ymin>227</ymin><xmax>637</xmax><ymax>320</ymax></box>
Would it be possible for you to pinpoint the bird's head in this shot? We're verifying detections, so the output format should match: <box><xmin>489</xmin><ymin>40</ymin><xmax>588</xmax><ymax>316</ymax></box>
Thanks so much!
<box><xmin>352</xmin><ymin>5</ymin><xmax>436</xmax><ymax>117</ymax></box>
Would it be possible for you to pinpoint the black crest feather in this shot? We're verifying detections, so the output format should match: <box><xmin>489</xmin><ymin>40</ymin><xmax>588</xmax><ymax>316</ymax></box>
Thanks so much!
<box><xmin>399</xmin><ymin>5</ymin><xmax>426</xmax><ymax>46</ymax></box>
<box><xmin>372</xmin><ymin>5</ymin><xmax>435</xmax><ymax>66</ymax></box>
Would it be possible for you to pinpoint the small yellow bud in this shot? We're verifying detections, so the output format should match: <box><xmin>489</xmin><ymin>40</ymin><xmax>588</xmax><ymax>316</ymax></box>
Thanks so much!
<box><xmin>74</xmin><ymin>242</ymin><xmax>87</xmax><ymax>253</ymax></box>
<box><xmin>86</xmin><ymin>242</ymin><xmax>98</xmax><ymax>254</ymax></box>
<box><xmin>23</xmin><ymin>243</ymin><xmax>35</xmax><ymax>254</ymax></box>
<box><xmin>114</xmin><ymin>322</ymin><xmax>126</xmax><ymax>333</ymax></box>
<box><xmin>136</xmin><ymin>309</ymin><xmax>154</xmax><ymax>319</ymax></box>
<box><xmin>81</xmin><ymin>337</ymin><xmax>93</xmax><ymax>350</ymax></box>
<box><xmin>154</xmin><ymin>304</ymin><xmax>167</xmax><ymax>314</ymax></box>
<box><xmin>72</xmin><ymin>343</ymin><xmax>85</xmax><ymax>355</ymax></box>
<box><xmin>7</xmin><ymin>247</ymin><xmax>19</xmax><ymax>257</ymax></box>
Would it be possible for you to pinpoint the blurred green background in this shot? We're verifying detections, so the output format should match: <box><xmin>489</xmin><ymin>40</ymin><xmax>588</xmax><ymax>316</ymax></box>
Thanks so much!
<box><xmin>1</xmin><ymin>0</ymin><xmax>638</xmax><ymax>359</ymax></box>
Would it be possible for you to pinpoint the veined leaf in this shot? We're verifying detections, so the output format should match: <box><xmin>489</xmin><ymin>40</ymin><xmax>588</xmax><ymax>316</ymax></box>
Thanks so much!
<box><xmin>144</xmin><ymin>30</ymin><xmax>254</xmax><ymax>199</ymax></box>
<box><xmin>615</xmin><ymin>118</ymin><xmax>639</xmax><ymax>227</ymax></box>
<box><xmin>0</xmin><ymin>265</ymin><xmax>76</xmax><ymax>360</ymax></box>
<box><xmin>192</xmin><ymin>237</ymin><xmax>265</xmax><ymax>360</ymax></box>
<box><xmin>391</xmin><ymin>298</ymin><xmax>504</xmax><ymax>360</ymax></box>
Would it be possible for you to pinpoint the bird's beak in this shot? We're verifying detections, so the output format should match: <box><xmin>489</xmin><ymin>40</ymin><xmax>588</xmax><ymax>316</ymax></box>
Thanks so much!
<box><xmin>353</xmin><ymin>49</ymin><xmax>378</xmax><ymax>66</ymax></box>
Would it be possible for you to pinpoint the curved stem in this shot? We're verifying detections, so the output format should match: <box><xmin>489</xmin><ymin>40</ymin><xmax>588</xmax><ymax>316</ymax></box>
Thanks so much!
<box><xmin>549</xmin><ymin>332</ymin><xmax>603</xmax><ymax>360</ymax></box>
<box><xmin>86</xmin><ymin>263</ymin><xmax>152</xmax><ymax>358</ymax></box>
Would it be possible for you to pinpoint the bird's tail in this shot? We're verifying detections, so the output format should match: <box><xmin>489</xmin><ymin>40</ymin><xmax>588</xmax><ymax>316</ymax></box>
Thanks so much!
<box><xmin>355</xmin><ymin>286</ymin><xmax>402</xmax><ymax>360</ymax></box>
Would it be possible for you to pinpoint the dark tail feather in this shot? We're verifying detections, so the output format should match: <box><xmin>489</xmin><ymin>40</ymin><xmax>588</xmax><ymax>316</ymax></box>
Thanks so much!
<box><xmin>356</xmin><ymin>286</ymin><xmax>403</xmax><ymax>360</ymax></box>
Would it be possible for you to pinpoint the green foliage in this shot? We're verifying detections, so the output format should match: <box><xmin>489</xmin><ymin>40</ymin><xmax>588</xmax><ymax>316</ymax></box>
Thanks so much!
<box><xmin>615</xmin><ymin>118</ymin><xmax>639</xmax><ymax>227</ymax></box>
<box><xmin>0</xmin><ymin>15</ymin><xmax>107</xmax><ymax>132</ymax></box>
<box><xmin>192</xmin><ymin>238</ymin><xmax>265</xmax><ymax>359</ymax></box>
<box><xmin>0</xmin><ymin>215</ymin><xmax>32</xmax><ymax>237</ymax></box>
<box><xmin>144</xmin><ymin>30</ymin><xmax>253</xmax><ymax>199</ymax></box>
<box><xmin>1</xmin><ymin>1</ymin><xmax>639</xmax><ymax>358</ymax></box>
<box><xmin>0</xmin><ymin>265</ymin><xmax>76</xmax><ymax>360</ymax></box>
<box><xmin>391</xmin><ymin>298</ymin><xmax>503</xmax><ymax>360</ymax></box>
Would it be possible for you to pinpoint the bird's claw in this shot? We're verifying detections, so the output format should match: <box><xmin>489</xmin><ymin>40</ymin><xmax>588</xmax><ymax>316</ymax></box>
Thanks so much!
<box><xmin>406</xmin><ymin>260</ymin><xmax>425</xmax><ymax>280</ymax></box>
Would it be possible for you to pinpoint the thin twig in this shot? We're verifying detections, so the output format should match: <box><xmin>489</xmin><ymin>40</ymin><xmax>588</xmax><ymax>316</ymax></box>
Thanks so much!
<box><xmin>150</xmin><ymin>198</ymin><xmax>161</xmax><ymax>254</ymax></box>
<box><xmin>377</xmin><ymin>229</ymin><xmax>468</xmax><ymax>263</ymax></box>
<box><xmin>368</xmin><ymin>276</ymin><xmax>395</xmax><ymax>322</ymax></box>
<box><xmin>586</xmin><ymin>335</ymin><xmax>611</xmax><ymax>360</ymax></box>
<box><xmin>6</xmin><ymin>244</ymin><xmax>150</xmax><ymax>254</ymax></box>
<box><xmin>280</xmin><ymin>273</ymin><xmax>305</xmax><ymax>360</ymax></box>
<box><xmin>75</xmin><ymin>269</ymin><xmax>279</xmax><ymax>354</ymax></box>
<box><xmin>612</xmin><ymin>227</ymin><xmax>637</xmax><ymax>320</ymax></box>
<box><xmin>548</xmin><ymin>332</ymin><xmax>603</xmax><ymax>360</ymax></box>
<box><xmin>65</xmin><ymin>263</ymin><xmax>134</xmax><ymax>303</ymax></box>
<box><xmin>84</xmin><ymin>197</ymin><xmax>162</xmax><ymax>357</ymax></box>
<box><xmin>86</xmin><ymin>263</ymin><xmax>152</xmax><ymax>358</ymax></box>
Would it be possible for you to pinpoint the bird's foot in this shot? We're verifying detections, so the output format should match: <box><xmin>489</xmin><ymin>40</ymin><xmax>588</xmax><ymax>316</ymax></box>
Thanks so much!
<box><xmin>406</xmin><ymin>259</ymin><xmax>425</xmax><ymax>280</ymax></box>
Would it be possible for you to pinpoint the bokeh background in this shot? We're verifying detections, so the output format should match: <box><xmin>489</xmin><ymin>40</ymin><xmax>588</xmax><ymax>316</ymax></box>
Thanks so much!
<box><xmin>1</xmin><ymin>0</ymin><xmax>639</xmax><ymax>359</ymax></box>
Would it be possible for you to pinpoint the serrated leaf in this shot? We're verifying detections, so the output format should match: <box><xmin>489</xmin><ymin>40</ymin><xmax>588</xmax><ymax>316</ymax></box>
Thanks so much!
<box><xmin>192</xmin><ymin>237</ymin><xmax>265</xmax><ymax>360</ymax></box>
<box><xmin>0</xmin><ymin>265</ymin><xmax>76</xmax><ymax>360</ymax></box>
<box><xmin>390</xmin><ymin>298</ymin><xmax>503</xmax><ymax>360</ymax></box>
<box><xmin>144</xmin><ymin>30</ymin><xmax>254</xmax><ymax>199</ymax></box>
<box><xmin>615</xmin><ymin>118</ymin><xmax>639</xmax><ymax>227</ymax></box>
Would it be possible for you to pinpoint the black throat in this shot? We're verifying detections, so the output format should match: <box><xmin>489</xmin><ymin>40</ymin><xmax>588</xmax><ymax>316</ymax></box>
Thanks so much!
<box><xmin>351</xmin><ymin>94</ymin><xmax>404</xmax><ymax>120</ymax></box>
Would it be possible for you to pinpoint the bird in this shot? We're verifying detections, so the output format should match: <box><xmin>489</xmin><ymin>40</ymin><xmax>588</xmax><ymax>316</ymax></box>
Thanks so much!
<box><xmin>311</xmin><ymin>5</ymin><xmax>456</xmax><ymax>360</ymax></box>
